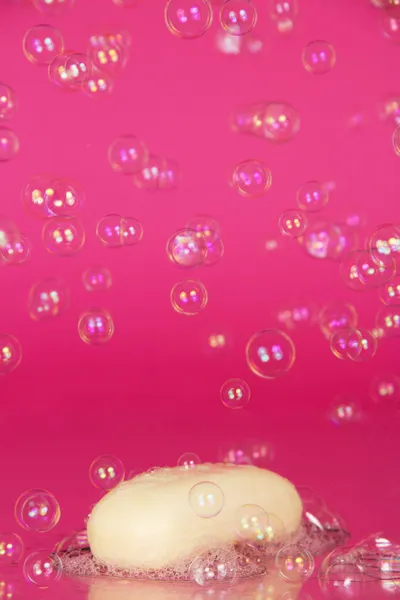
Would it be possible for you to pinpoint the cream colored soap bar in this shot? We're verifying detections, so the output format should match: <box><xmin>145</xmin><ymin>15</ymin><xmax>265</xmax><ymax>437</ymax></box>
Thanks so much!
<box><xmin>87</xmin><ymin>463</ymin><xmax>302</xmax><ymax>570</ymax></box>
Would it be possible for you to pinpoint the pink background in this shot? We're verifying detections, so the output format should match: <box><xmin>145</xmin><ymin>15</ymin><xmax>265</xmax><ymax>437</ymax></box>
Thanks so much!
<box><xmin>0</xmin><ymin>0</ymin><xmax>400</xmax><ymax>597</ymax></box>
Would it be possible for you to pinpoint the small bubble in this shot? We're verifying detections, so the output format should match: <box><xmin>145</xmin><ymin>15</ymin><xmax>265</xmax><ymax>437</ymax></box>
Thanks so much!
<box><xmin>165</xmin><ymin>0</ymin><xmax>213</xmax><ymax>39</ymax></box>
<box><xmin>0</xmin><ymin>335</ymin><xmax>22</xmax><ymax>375</ymax></box>
<box><xmin>302</xmin><ymin>40</ymin><xmax>336</xmax><ymax>74</ymax></box>
<box><xmin>82</xmin><ymin>267</ymin><xmax>112</xmax><ymax>292</ymax></box>
<box><xmin>220</xmin><ymin>378</ymin><xmax>251</xmax><ymax>409</ymax></box>
<box><xmin>171</xmin><ymin>280</ymin><xmax>208</xmax><ymax>315</ymax></box>
<box><xmin>89</xmin><ymin>455</ymin><xmax>125</xmax><ymax>490</ymax></box>
<box><xmin>219</xmin><ymin>0</ymin><xmax>258</xmax><ymax>36</ymax></box>
<box><xmin>188</xmin><ymin>481</ymin><xmax>224</xmax><ymax>518</ymax></box>
<box><xmin>23</xmin><ymin>551</ymin><xmax>62</xmax><ymax>588</ymax></box>
<box><xmin>78</xmin><ymin>309</ymin><xmax>115</xmax><ymax>345</ymax></box>
<box><xmin>15</xmin><ymin>489</ymin><xmax>60</xmax><ymax>532</ymax></box>
<box><xmin>0</xmin><ymin>127</ymin><xmax>19</xmax><ymax>161</ymax></box>
<box><xmin>23</xmin><ymin>25</ymin><xmax>64</xmax><ymax>65</ymax></box>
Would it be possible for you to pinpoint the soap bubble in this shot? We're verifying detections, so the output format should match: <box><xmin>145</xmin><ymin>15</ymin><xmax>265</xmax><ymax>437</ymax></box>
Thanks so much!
<box><xmin>167</xmin><ymin>229</ymin><xmax>207</xmax><ymax>268</ymax></box>
<box><xmin>0</xmin><ymin>127</ymin><xmax>19</xmax><ymax>161</ymax></box>
<box><xmin>108</xmin><ymin>135</ymin><xmax>148</xmax><ymax>175</ymax></box>
<box><xmin>171</xmin><ymin>280</ymin><xmax>208</xmax><ymax>315</ymax></box>
<box><xmin>330</xmin><ymin>328</ymin><xmax>362</xmax><ymax>360</ymax></box>
<box><xmin>297</xmin><ymin>181</ymin><xmax>328</xmax><ymax>212</ymax></box>
<box><xmin>376</xmin><ymin>306</ymin><xmax>400</xmax><ymax>338</ymax></box>
<box><xmin>83</xmin><ymin>69</ymin><xmax>114</xmax><ymax>97</ymax></box>
<box><xmin>21</xmin><ymin>173</ymin><xmax>56</xmax><ymax>219</ymax></box>
<box><xmin>189</xmin><ymin>547</ymin><xmax>237</xmax><ymax>586</ymax></box>
<box><xmin>279</xmin><ymin>209</ymin><xmax>308</xmax><ymax>238</ymax></box>
<box><xmin>219</xmin><ymin>0</ymin><xmax>258</xmax><ymax>36</ymax></box>
<box><xmin>262</xmin><ymin>102</ymin><xmax>300</xmax><ymax>142</ymax></box>
<box><xmin>188</xmin><ymin>481</ymin><xmax>224</xmax><ymax>518</ymax></box>
<box><xmin>347</xmin><ymin>329</ymin><xmax>378</xmax><ymax>362</ymax></box>
<box><xmin>78</xmin><ymin>309</ymin><xmax>115</xmax><ymax>345</ymax></box>
<box><xmin>165</xmin><ymin>0</ymin><xmax>213</xmax><ymax>39</ymax></box>
<box><xmin>0</xmin><ymin>533</ymin><xmax>24</xmax><ymax>566</ymax></box>
<box><xmin>28</xmin><ymin>278</ymin><xmax>69</xmax><ymax>320</ymax></box>
<box><xmin>357</xmin><ymin>251</ymin><xmax>395</xmax><ymax>288</ymax></box>
<box><xmin>178</xmin><ymin>452</ymin><xmax>201</xmax><ymax>470</ymax></box>
<box><xmin>44</xmin><ymin>178</ymin><xmax>85</xmax><ymax>216</ymax></box>
<box><xmin>232</xmin><ymin>160</ymin><xmax>272</xmax><ymax>197</ymax></box>
<box><xmin>1</xmin><ymin>234</ymin><xmax>32</xmax><ymax>266</ymax></box>
<box><xmin>269</xmin><ymin>0</ymin><xmax>298</xmax><ymax>33</ymax></box>
<box><xmin>246</xmin><ymin>329</ymin><xmax>295</xmax><ymax>379</ymax></box>
<box><xmin>380</xmin><ymin>276</ymin><xmax>400</xmax><ymax>305</ymax></box>
<box><xmin>319</xmin><ymin>303</ymin><xmax>358</xmax><ymax>339</ymax></box>
<box><xmin>158</xmin><ymin>157</ymin><xmax>181</xmax><ymax>190</ymax></box>
<box><xmin>23</xmin><ymin>551</ymin><xmax>62</xmax><ymax>588</ymax></box>
<box><xmin>54</xmin><ymin>530</ymin><xmax>88</xmax><ymax>554</ymax></box>
<box><xmin>96</xmin><ymin>214</ymin><xmax>123</xmax><ymax>248</ymax></box>
<box><xmin>303</xmin><ymin>222</ymin><xmax>342</xmax><ymax>260</ymax></box>
<box><xmin>370</xmin><ymin>374</ymin><xmax>400</xmax><ymax>405</ymax></box>
<box><xmin>23</xmin><ymin>25</ymin><xmax>64</xmax><ymax>65</ymax></box>
<box><xmin>0</xmin><ymin>335</ymin><xmax>22</xmax><ymax>375</ymax></box>
<box><xmin>88</xmin><ymin>34</ymin><xmax>127</xmax><ymax>78</ymax></box>
<box><xmin>89</xmin><ymin>455</ymin><xmax>125</xmax><ymax>490</ymax></box>
<box><xmin>340</xmin><ymin>250</ymin><xmax>366</xmax><ymax>291</ymax></box>
<box><xmin>15</xmin><ymin>489</ymin><xmax>60</xmax><ymax>532</ymax></box>
<box><xmin>82</xmin><ymin>267</ymin><xmax>112</xmax><ymax>292</ymax></box>
<box><xmin>328</xmin><ymin>398</ymin><xmax>361</xmax><ymax>425</ymax></box>
<box><xmin>302</xmin><ymin>40</ymin><xmax>336</xmax><ymax>74</ymax></box>
<box><xmin>369</xmin><ymin>223</ymin><xmax>400</xmax><ymax>270</ymax></box>
<box><xmin>234</xmin><ymin>504</ymin><xmax>269</xmax><ymax>546</ymax></box>
<box><xmin>133</xmin><ymin>155</ymin><xmax>170</xmax><ymax>190</ymax></box>
<box><xmin>381</xmin><ymin>6</ymin><xmax>400</xmax><ymax>42</ymax></box>
<box><xmin>121</xmin><ymin>217</ymin><xmax>143</xmax><ymax>245</ymax></box>
<box><xmin>42</xmin><ymin>217</ymin><xmax>85</xmax><ymax>256</ymax></box>
<box><xmin>0</xmin><ymin>217</ymin><xmax>20</xmax><ymax>253</ymax></box>
<box><xmin>49</xmin><ymin>53</ymin><xmax>92</xmax><ymax>91</ymax></box>
<box><xmin>276</xmin><ymin>544</ymin><xmax>315</xmax><ymax>582</ymax></box>
<box><xmin>32</xmin><ymin>0</ymin><xmax>75</xmax><ymax>14</ymax></box>
<box><xmin>203</xmin><ymin>235</ymin><xmax>224</xmax><ymax>266</ymax></box>
<box><xmin>0</xmin><ymin>84</ymin><xmax>17</xmax><ymax>120</ymax></box>
<box><xmin>319</xmin><ymin>561</ymin><xmax>367</xmax><ymax>597</ymax></box>
<box><xmin>220</xmin><ymin>378</ymin><xmax>251</xmax><ymax>409</ymax></box>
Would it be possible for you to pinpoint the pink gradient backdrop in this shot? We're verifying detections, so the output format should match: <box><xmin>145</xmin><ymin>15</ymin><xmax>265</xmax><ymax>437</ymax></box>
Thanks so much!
<box><xmin>0</xmin><ymin>0</ymin><xmax>399</xmax><ymax>596</ymax></box>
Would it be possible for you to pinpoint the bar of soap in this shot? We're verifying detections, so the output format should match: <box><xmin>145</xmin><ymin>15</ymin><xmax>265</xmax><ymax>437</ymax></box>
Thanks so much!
<box><xmin>87</xmin><ymin>463</ymin><xmax>302</xmax><ymax>570</ymax></box>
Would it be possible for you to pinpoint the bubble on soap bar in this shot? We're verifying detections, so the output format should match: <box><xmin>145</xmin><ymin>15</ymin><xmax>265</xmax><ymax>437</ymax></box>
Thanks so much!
<box><xmin>188</xmin><ymin>481</ymin><xmax>225</xmax><ymax>518</ymax></box>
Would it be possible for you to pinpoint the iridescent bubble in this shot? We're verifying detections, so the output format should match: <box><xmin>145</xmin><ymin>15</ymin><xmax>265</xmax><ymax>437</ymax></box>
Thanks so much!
<box><xmin>380</xmin><ymin>276</ymin><xmax>400</xmax><ymax>305</ymax></box>
<box><xmin>83</xmin><ymin>68</ymin><xmax>114</xmax><ymax>97</ymax></box>
<box><xmin>54</xmin><ymin>530</ymin><xmax>88</xmax><ymax>554</ymax></box>
<box><xmin>0</xmin><ymin>84</ymin><xmax>17</xmax><ymax>120</ymax></box>
<box><xmin>120</xmin><ymin>217</ymin><xmax>143</xmax><ymax>245</ymax></box>
<box><xmin>108</xmin><ymin>135</ymin><xmax>148</xmax><ymax>175</ymax></box>
<box><xmin>340</xmin><ymin>250</ymin><xmax>366</xmax><ymax>291</ymax></box>
<box><xmin>89</xmin><ymin>455</ymin><xmax>125</xmax><ymax>490</ymax></box>
<box><xmin>0</xmin><ymin>533</ymin><xmax>24</xmax><ymax>566</ymax></box>
<box><xmin>376</xmin><ymin>306</ymin><xmax>400</xmax><ymax>338</ymax></box>
<box><xmin>220</xmin><ymin>378</ymin><xmax>251</xmax><ymax>409</ymax></box>
<box><xmin>48</xmin><ymin>52</ymin><xmax>74</xmax><ymax>89</ymax></box>
<box><xmin>302</xmin><ymin>40</ymin><xmax>336</xmax><ymax>74</ymax></box>
<box><xmin>297</xmin><ymin>181</ymin><xmax>328</xmax><ymax>213</ymax></box>
<box><xmin>330</xmin><ymin>328</ymin><xmax>362</xmax><ymax>360</ymax></box>
<box><xmin>28</xmin><ymin>278</ymin><xmax>69</xmax><ymax>320</ymax></box>
<box><xmin>370</xmin><ymin>374</ymin><xmax>400</xmax><ymax>405</ymax></box>
<box><xmin>269</xmin><ymin>0</ymin><xmax>298</xmax><ymax>33</ymax></box>
<box><xmin>189</xmin><ymin>547</ymin><xmax>237</xmax><ymax>586</ymax></box>
<box><xmin>158</xmin><ymin>157</ymin><xmax>181</xmax><ymax>190</ymax></box>
<box><xmin>23</xmin><ymin>25</ymin><xmax>64</xmax><ymax>65</ymax></box>
<box><xmin>219</xmin><ymin>0</ymin><xmax>258</xmax><ymax>36</ymax></box>
<box><xmin>15</xmin><ymin>489</ymin><xmax>60</xmax><ymax>532</ymax></box>
<box><xmin>262</xmin><ymin>102</ymin><xmax>300</xmax><ymax>142</ymax></box>
<box><xmin>369</xmin><ymin>223</ymin><xmax>400</xmax><ymax>270</ymax></box>
<box><xmin>215</xmin><ymin>28</ymin><xmax>242</xmax><ymax>54</ymax></box>
<box><xmin>232</xmin><ymin>160</ymin><xmax>272</xmax><ymax>197</ymax></box>
<box><xmin>44</xmin><ymin>178</ymin><xmax>85</xmax><ymax>216</ymax></box>
<box><xmin>33</xmin><ymin>0</ymin><xmax>75</xmax><ymax>14</ymax></box>
<box><xmin>381</xmin><ymin>6</ymin><xmax>400</xmax><ymax>42</ymax></box>
<box><xmin>23</xmin><ymin>551</ymin><xmax>62</xmax><ymax>588</ymax></box>
<box><xmin>276</xmin><ymin>544</ymin><xmax>315</xmax><ymax>582</ymax></box>
<box><xmin>318</xmin><ymin>561</ymin><xmax>368</xmax><ymax>597</ymax></box>
<box><xmin>1</xmin><ymin>234</ymin><xmax>32</xmax><ymax>266</ymax></box>
<box><xmin>82</xmin><ymin>267</ymin><xmax>112</xmax><ymax>292</ymax></box>
<box><xmin>277</xmin><ymin>302</ymin><xmax>318</xmax><ymax>330</ymax></box>
<box><xmin>203</xmin><ymin>236</ymin><xmax>224</xmax><ymax>266</ymax></box>
<box><xmin>319</xmin><ymin>303</ymin><xmax>358</xmax><ymax>339</ymax></box>
<box><xmin>21</xmin><ymin>173</ymin><xmax>56</xmax><ymax>219</ymax></box>
<box><xmin>234</xmin><ymin>504</ymin><xmax>279</xmax><ymax>548</ymax></box>
<box><xmin>186</xmin><ymin>215</ymin><xmax>222</xmax><ymax>264</ymax></box>
<box><xmin>171</xmin><ymin>280</ymin><xmax>208</xmax><ymax>315</ymax></box>
<box><xmin>246</xmin><ymin>329</ymin><xmax>295</xmax><ymax>379</ymax></box>
<box><xmin>133</xmin><ymin>155</ymin><xmax>167</xmax><ymax>190</ymax></box>
<box><xmin>230</xmin><ymin>101</ymin><xmax>266</xmax><ymax>136</ymax></box>
<box><xmin>347</xmin><ymin>329</ymin><xmax>378</xmax><ymax>362</ymax></box>
<box><xmin>165</xmin><ymin>0</ymin><xmax>213</xmax><ymax>39</ymax></box>
<box><xmin>328</xmin><ymin>397</ymin><xmax>361</xmax><ymax>425</ymax></box>
<box><xmin>167</xmin><ymin>228</ymin><xmax>207</xmax><ymax>268</ymax></box>
<box><xmin>78</xmin><ymin>309</ymin><xmax>115</xmax><ymax>345</ymax></box>
<box><xmin>42</xmin><ymin>216</ymin><xmax>85</xmax><ymax>256</ymax></box>
<box><xmin>63</xmin><ymin>53</ymin><xmax>92</xmax><ymax>90</ymax></box>
<box><xmin>188</xmin><ymin>481</ymin><xmax>224</xmax><ymax>518</ymax></box>
<box><xmin>178</xmin><ymin>452</ymin><xmax>201</xmax><ymax>470</ymax></box>
<box><xmin>303</xmin><ymin>222</ymin><xmax>342</xmax><ymax>260</ymax></box>
<box><xmin>0</xmin><ymin>127</ymin><xmax>19</xmax><ymax>161</ymax></box>
<box><xmin>279</xmin><ymin>209</ymin><xmax>308</xmax><ymax>238</ymax></box>
<box><xmin>0</xmin><ymin>335</ymin><xmax>22</xmax><ymax>375</ymax></box>
<box><xmin>88</xmin><ymin>34</ymin><xmax>127</xmax><ymax>78</ymax></box>
<box><xmin>96</xmin><ymin>214</ymin><xmax>123</xmax><ymax>248</ymax></box>
<box><xmin>357</xmin><ymin>251</ymin><xmax>395</xmax><ymax>288</ymax></box>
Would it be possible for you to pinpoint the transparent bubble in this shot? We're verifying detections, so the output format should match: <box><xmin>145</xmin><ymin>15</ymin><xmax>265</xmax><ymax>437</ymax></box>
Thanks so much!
<box><xmin>247</xmin><ymin>440</ymin><xmax>275</xmax><ymax>465</ymax></box>
<box><xmin>54</xmin><ymin>529</ymin><xmax>88</xmax><ymax>554</ymax></box>
<box><xmin>96</xmin><ymin>214</ymin><xmax>123</xmax><ymax>248</ymax></box>
<box><xmin>21</xmin><ymin>173</ymin><xmax>56</xmax><ymax>219</ymax></box>
<box><xmin>376</xmin><ymin>306</ymin><xmax>400</xmax><ymax>338</ymax></box>
<box><xmin>0</xmin><ymin>533</ymin><xmax>24</xmax><ymax>566</ymax></box>
<box><xmin>393</xmin><ymin>124</ymin><xmax>400</xmax><ymax>156</ymax></box>
<box><xmin>0</xmin><ymin>335</ymin><xmax>22</xmax><ymax>375</ymax></box>
<box><xmin>357</xmin><ymin>251</ymin><xmax>395</xmax><ymax>288</ymax></box>
<box><xmin>23</xmin><ymin>25</ymin><xmax>64</xmax><ymax>65</ymax></box>
<box><xmin>319</xmin><ymin>561</ymin><xmax>368</xmax><ymax>597</ymax></box>
<box><xmin>53</xmin><ymin>53</ymin><xmax>92</xmax><ymax>91</ymax></box>
<box><xmin>302</xmin><ymin>40</ymin><xmax>336</xmax><ymax>74</ymax></box>
<box><xmin>78</xmin><ymin>308</ymin><xmax>115</xmax><ymax>345</ymax></box>
<box><xmin>380</xmin><ymin>276</ymin><xmax>400</xmax><ymax>305</ymax></box>
<box><xmin>297</xmin><ymin>486</ymin><xmax>327</xmax><ymax>518</ymax></box>
<box><xmin>262</xmin><ymin>102</ymin><xmax>300</xmax><ymax>142</ymax></box>
<box><xmin>347</xmin><ymin>329</ymin><xmax>378</xmax><ymax>362</ymax></box>
<box><xmin>230</xmin><ymin>101</ymin><xmax>266</xmax><ymax>136</ymax></box>
<box><xmin>165</xmin><ymin>0</ymin><xmax>213</xmax><ymax>39</ymax></box>
<box><xmin>219</xmin><ymin>0</ymin><xmax>258</xmax><ymax>36</ymax></box>
<box><xmin>303</xmin><ymin>222</ymin><xmax>342</xmax><ymax>260</ymax></box>
<box><xmin>108</xmin><ymin>135</ymin><xmax>148</xmax><ymax>175</ymax></box>
<box><xmin>89</xmin><ymin>455</ymin><xmax>125</xmax><ymax>490</ymax></box>
<box><xmin>188</xmin><ymin>481</ymin><xmax>224</xmax><ymax>518</ymax></box>
<box><xmin>276</xmin><ymin>544</ymin><xmax>315</xmax><ymax>582</ymax></box>
<box><xmin>319</xmin><ymin>303</ymin><xmax>358</xmax><ymax>339</ymax></box>
<box><xmin>44</xmin><ymin>178</ymin><xmax>85</xmax><ymax>216</ymax></box>
<box><xmin>133</xmin><ymin>155</ymin><xmax>168</xmax><ymax>190</ymax></box>
<box><xmin>28</xmin><ymin>278</ymin><xmax>69</xmax><ymax>321</ymax></box>
<box><xmin>203</xmin><ymin>236</ymin><xmax>225</xmax><ymax>266</ymax></box>
<box><xmin>167</xmin><ymin>228</ymin><xmax>207</xmax><ymax>268</ymax></box>
<box><xmin>234</xmin><ymin>504</ymin><xmax>284</xmax><ymax>548</ymax></box>
<box><xmin>381</xmin><ymin>6</ymin><xmax>400</xmax><ymax>42</ymax></box>
<box><xmin>15</xmin><ymin>489</ymin><xmax>60</xmax><ymax>532</ymax></box>
<box><xmin>330</xmin><ymin>328</ymin><xmax>362</xmax><ymax>360</ymax></box>
<box><xmin>33</xmin><ymin>0</ymin><xmax>75</xmax><ymax>15</ymax></box>
<box><xmin>88</xmin><ymin>34</ymin><xmax>127</xmax><ymax>78</ymax></box>
<box><xmin>206</xmin><ymin>332</ymin><xmax>228</xmax><ymax>352</ymax></box>
<box><xmin>340</xmin><ymin>250</ymin><xmax>366</xmax><ymax>291</ymax></box>
<box><xmin>48</xmin><ymin>52</ymin><xmax>73</xmax><ymax>89</ymax></box>
<box><xmin>232</xmin><ymin>160</ymin><xmax>272</xmax><ymax>197</ymax></box>
<box><xmin>0</xmin><ymin>127</ymin><xmax>19</xmax><ymax>161</ymax></box>
<box><xmin>369</xmin><ymin>223</ymin><xmax>400</xmax><ymax>270</ymax></box>
<box><xmin>297</xmin><ymin>181</ymin><xmax>328</xmax><ymax>213</ymax></box>
<box><xmin>269</xmin><ymin>0</ymin><xmax>298</xmax><ymax>33</ymax></box>
<box><xmin>0</xmin><ymin>84</ymin><xmax>17</xmax><ymax>120</ymax></box>
<box><xmin>42</xmin><ymin>217</ymin><xmax>85</xmax><ymax>256</ymax></box>
<box><xmin>277</xmin><ymin>302</ymin><xmax>318</xmax><ymax>330</ymax></box>
<box><xmin>83</xmin><ymin>68</ymin><xmax>114</xmax><ymax>97</ymax></box>
<box><xmin>328</xmin><ymin>397</ymin><xmax>361</xmax><ymax>425</ymax></box>
<box><xmin>1</xmin><ymin>234</ymin><xmax>32</xmax><ymax>266</ymax></box>
<box><xmin>121</xmin><ymin>217</ymin><xmax>143</xmax><ymax>246</ymax></box>
<box><xmin>220</xmin><ymin>378</ymin><xmax>251</xmax><ymax>409</ymax></box>
<box><xmin>279</xmin><ymin>209</ymin><xmax>308</xmax><ymax>238</ymax></box>
<box><xmin>171</xmin><ymin>280</ymin><xmax>208</xmax><ymax>315</ymax></box>
<box><xmin>178</xmin><ymin>452</ymin><xmax>201</xmax><ymax>470</ymax></box>
<box><xmin>189</xmin><ymin>547</ymin><xmax>237</xmax><ymax>586</ymax></box>
<box><xmin>82</xmin><ymin>266</ymin><xmax>112</xmax><ymax>292</ymax></box>
<box><xmin>220</xmin><ymin>444</ymin><xmax>253</xmax><ymax>465</ymax></box>
<box><xmin>158</xmin><ymin>157</ymin><xmax>181</xmax><ymax>190</ymax></box>
<box><xmin>215</xmin><ymin>28</ymin><xmax>242</xmax><ymax>54</ymax></box>
<box><xmin>23</xmin><ymin>551</ymin><xmax>62</xmax><ymax>588</ymax></box>
<box><xmin>370</xmin><ymin>374</ymin><xmax>400</xmax><ymax>405</ymax></box>
<box><xmin>246</xmin><ymin>329</ymin><xmax>295</xmax><ymax>379</ymax></box>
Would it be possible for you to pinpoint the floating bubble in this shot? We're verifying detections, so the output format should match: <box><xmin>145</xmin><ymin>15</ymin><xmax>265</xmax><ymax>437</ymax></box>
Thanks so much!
<box><xmin>96</xmin><ymin>214</ymin><xmax>123</xmax><ymax>248</ymax></box>
<box><xmin>82</xmin><ymin>266</ymin><xmax>112</xmax><ymax>292</ymax></box>
<box><xmin>44</xmin><ymin>178</ymin><xmax>85</xmax><ymax>216</ymax></box>
<box><xmin>186</xmin><ymin>216</ymin><xmax>223</xmax><ymax>265</ymax></box>
<box><xmin>83</xmin><ymin>69</ymin><xmax>114</xmax><ymax>97</ymax></box>
<box><xmin>277</xmin><ymin>302</ymin><xmax>318</xmax><ymax>330</ymax></box>
<box><xmin>203</xmin><ymin>235</ymin><xmax>224</xmax><ymax>266</ymax></box>
<box><xmin>189</xmin><ymin>547</ymin><xmax>237</xmax><ymax>586</ymax></box>
<box><xmin>369</xmin><ymin>223</ymin><xmax>400</xmax><ymax>270</ymax></box>
<box><xmin>133</xmin><ymin>155</ymin><xmax>167</xmax><ymax>190</ymax></box>
<box><xmin>63</xmin><ymin>53</ymin><xmax>92</xmax><ymax>90</ymax></box>
<box><xmin>0</xmin><ymin>127</ymin><xmax>19</xmax><ymax>161</ymax></box>
<box><xmin>88</xmin><ymin>34</ymin><xmax>127</xmax><ymax>78</ymax></box>
<box><xmin>21</xmin><ymin>173</ymin><xmax>56</xmax><ymax>219</ymax></box>
<box><xmin>78</xmin><ymin>308</ymin><xmax>115</xmax><ymax>345</ymax></box>
<box><xmin>165</xmin><ymin>0</ymin><xmax>213</xmax><ymax>39</ymax></box>
<box><xmin>1</xmin><ymin>234</ymin><xmax>32</xmax><ymax>266</ymax></box>
<box><xmin>108</xmin><ymin>135</ymin><xmax>148</xmax><ymax>175</ymax></box>
<box><xmin>303</xmin><ymin>222</ymin><xmax>342</xmax><ymax>260</ymax></box>
<box><xmin>219</xmin><ymin>0</ymin><xmax>258</xmax><ymax>36</ymax></box>
<box><xmin>376</xmin><ymin>306</ymin><xmax>400</xmax><ymax>338</ymax></box>
<box><xmin>54</xmin><ymin>530</ymin><xmax>88</xmax><ymax>554</ymax></box>
<box><xmin>340</xmin><ymin>250</ymin><xmax>366</xmax><ymax>291</ymax></box>
<box><xmin>269</xmin><ymin>0</ymin><xmax>298</xmax><ymax>33</ymax></box>
<box><xmin>0</xmin><ymin>84</ymin><xmax>17</xmax><ymax>120</ymax></box>
<box><xmin>302</xmin><ymin>40</ymin><xmax>336</xmax><ymax>74</ymax></box>
<box><xmin>0</xmin><ymin>335</ymin><xmax>22</xmax><ymax>375</ymax></box>
<box><xmin>330</xmin><ymin>328</ymin><xmax>362</xmax><ymax>360</ymax></box>
<box><xmin>279</xmin><ymin>209</ymin><xmax>308</xmax><ymax>238</ymax></box>
<box><xmin>121</xmin><ymin>217</ymin><xmax>143</xmax><ymax>245</ymax></box>
<box><xmin>32</xmin><ymin>0</ymin><xmax>75</xmax><ymax>14</ymax></box>
<box><xmin>319</xmin><ymin>561</ymin><xmax>368</xmax><ymax>597</ymax></box>
<box><xmin>188</xmin><ymin>481</ymin><xmax>224</xmax><ymax>518</ymax></box>
<box><xmin>167</xmin><ymin>228</ymin><xmax>207</xmax><ymax>268</ymax></box>
<box><xmin>220</xmin><ymin>444</ymin><xmax>253</xmax><ymax>465</ymax></box>
<box><xmin>0</xmin><ymin>533</ymin><xmax>24</xmax><ymax>566</ymax></box>
<box><xmin>276</xmin><ymin>544</ymin><xmax>315</xmax><ymax>582</ymax></box>
<box><xmin>297</xmin><ymin>181</ymin><xmax>328</xmax><ymax>213</ymax></box>
<box><xmin>23</xmin><ymin>25</ymin><xmax>64</xmax><ymax>65</ymax></box>
<box><xmin>232</xmin><ymin>160</ymin><xmax>272</xmax><ymax>197</ymax></box>
<box><xmin>381</xmin><ymin>6</ymin><xmax>400</xmax><ymax>42</ymax></box>
<box><xmin>42</xmin><ymin>217</ymin><xmax>85</xmax><ymax>256</ymax></box>
<box><xmin>234</xmin><ymin>504</ymin><xmax>269</xmax><ymax>547</ymax></box>
<box><xmin>319</xmin><ymin>303</ymin><xmax>358</xmax><ymax>339</ymax></box>
<box><xmin>215</xmin><ymin>28</ymin><xmax>242</xmax><ymax>54</ymax></box>
<box><xmin>28</xmin><ymin>278</ymin><xmax>69</xmax><ymax>320</ymax></box>
<box><xmin>262</xmin><ymin>102</ymin><xmax>300</xmax><ymax>142</ymax></box>
<box><xmin>246</xmin><ymin>329</ymin><xmax>295</xmax><ymax>379</ymax></box>
<box><xmin>171</xmin><ymin>280</ymin><xmax>208</xmax><ymax>315</ymax></box>
<box><xmin>370</xmin><ymin>374</ymin><xmax>400</xmax><ymax>405</ymax></box>
<box><xmin>357</xmin><ymin>251</ymin><xmax>395</xmax><ymax>288</ymax></box>
<box><xmin>178</xmin><ymin>452</ymin><xmax>201</xmax><ymax>470</ymax></box>
<box><xmin>328</xmin><ymin>397</ymin><xmax>361</xmax><ymax>425</ymax></box>
<box><xmin>89</xmin><ymin>455</ymin><xmax>125</xmax><ymax>490</ymax></box>
<box><xmin>23</xmin><ymin>551</ymin><xmax>62</xmax><ymax>588</ymax></box>
<box><xmin>347</xmin><ymin>329</ymin><xmax>378</xmax><ymax>362</ymax></box>
<box><xmin>380</xmin><ymin>276</ymin><xmax>400</xmax><ymax>305</ymax></box>
<box><xmin>220</xmin><ymin>378</ymin><xmax>251</xmax><ymax>409</ymax></box>
<box><xmin>158</xmin><ymin>157</ymin><xmax>181</xmax><ymax>190</ymax></box>
<box><xmin>15</xmin><ymin>489</ymin><xmax>60</xmax><ymax>532</ymax></box>
<box><xmin>230</xmin><ymin>101</ymin><xmax>266</xmax><ymax>135</ymax></box>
